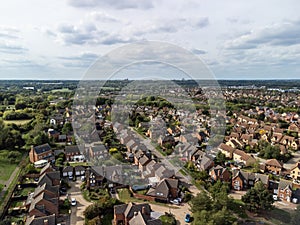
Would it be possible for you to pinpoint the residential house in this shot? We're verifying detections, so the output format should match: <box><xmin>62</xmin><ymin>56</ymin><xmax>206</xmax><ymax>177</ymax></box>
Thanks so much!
<box><xmin>265</xmin><ymin>159</ymin><xmax>283</xmax><ymax>175</ymax></box>
<box><xmin>146</xmin><ymin>178</ymin><xmax>179</xmax><ymax>202</ymax></box>
<box><xmin>74</xmin><ymin>165</ymin><xmax>86</xmax><ymax>177</ymax></box>
<box><xmin>277</xmin><ymin>180</ymin><xmax>293</xmax><ymax>202</ymax></box>
<box><xmin>113</xmin><ymin>202</ymin><xmax>161</xmax><ymax>225</ymax></box>
<box><xmin>209</xmin><ymin>165</ymin><xmax>231</xmax><ymax>182</ymax></box>
<box><xmin>231</xmin><ymin>170</ymin><xmax>268</xmax><ymax>191</ymax></box>
<box><xmin>29</xmin><ymin>144</ymin><xmax>54</xmax><ymax>163</ymax></box>
<box><xmin>62</xmin><ymin>166</ymin><xmax>73</xmax><ymax>177</ymax></box>
<box><xmin>289</xmin><ymin>162</ymin><xmax>300</xmax><ymax>180</ymax></box>
<box><xmin>218</xmin><ymin>143</ymin><xmax>236</xmax><ymax>159</ymax></box>
<box><xmin>25</xmin><ymin>214</ymin><xmax>56</xmax><ymax>225</ymax></box>
<box><xmin>196</xmin><ymin>155</ymin><xmax>214</xmax><ymax>171</ymax></box>
<box><xmin>89</xmin><ymin>144</ymin><xmax>109</xmax><ymax>160</ymax></box>
<box><xmin>65</xmin><ymin>145</ymin><xmax>82</xmax><ymax>161</ymax></box>
<box><xmin>280</xmin><ymin>135</ymin><xmax>298</xmax><ymax>150</ymax></box>
<box><xmin>233</xmin><ymin>149</ymin><xmax>255</xmax><ymax>167</ymax></box>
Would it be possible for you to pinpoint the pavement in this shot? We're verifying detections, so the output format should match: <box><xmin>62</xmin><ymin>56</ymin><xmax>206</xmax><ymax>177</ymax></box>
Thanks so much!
<box><xmin>67</xmin><ymin>180</ymin><xmax>93</xmax><ymax>225</ymax></box>
<box><xmin>149</xmin><ymin>202</ymin><xmax>191</xmax><ymax>225</ymax></box>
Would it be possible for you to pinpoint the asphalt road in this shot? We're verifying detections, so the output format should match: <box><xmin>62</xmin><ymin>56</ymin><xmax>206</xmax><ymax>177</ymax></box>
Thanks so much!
<box><xmin>68</xmin><ymin>180</ymin><xmax>93</xmax><ymax>225</ymax></box>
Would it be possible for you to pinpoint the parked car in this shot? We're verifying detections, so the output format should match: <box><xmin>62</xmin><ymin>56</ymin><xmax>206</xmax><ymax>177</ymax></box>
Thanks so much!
<box><xmin>81</xmin><ymin>176</ymin><xmax>85</xmax><ymax>181</ymax></box>
<box><xmin>185</xmin><ymin>214</ymin><xmax>191</xmax><ymax>223</ymax></box>
<box><xmin>170</xmin><ymin>199</ymin><xmax>180</xmax><ymax>205</ymax></box>
<box><xmin>71</xmin><ymin>198</ymin><xmax>77</xmax><ymax>206</ymax></box>
<box><xmin>273</xmin><ymin>195</ymin><xmax>278</xmax><ymax>201</ymax></box>
<box><xmin>68</xmin><ymin>175</ymin><xmax>73</xmax><ymax>180</ymax></box>
<box><xmin>59</xmin><ymin>187</ymin><xmax>67</xmax><ymax>195</ymax></box>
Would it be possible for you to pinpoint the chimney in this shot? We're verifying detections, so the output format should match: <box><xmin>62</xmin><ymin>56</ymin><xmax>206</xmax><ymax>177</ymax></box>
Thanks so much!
<box><xmin>43</xmin><ymin>219</ymin><xmax>48</xmax><ymax>225</ymax></box>
<box><xmin>134</xmin><ymin>211</ymin><xmax>138</xmax><ymax>217</ymax></box>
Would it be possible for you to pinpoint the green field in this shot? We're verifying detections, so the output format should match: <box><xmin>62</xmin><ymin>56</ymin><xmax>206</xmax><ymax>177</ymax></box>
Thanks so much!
<box><xmin>0</xmin><ymin>150</ymin><xmax>22</xmax><ymax>182</ymax></box>
<box><xmin>51</xmin><ymin>88</ymin><xmax>72</xmax><ymax>93</ymax></box>
<box><xmin>2</xmin><ymin>119</ymin><xmax>31</xmax><ymax>125</ymax></box>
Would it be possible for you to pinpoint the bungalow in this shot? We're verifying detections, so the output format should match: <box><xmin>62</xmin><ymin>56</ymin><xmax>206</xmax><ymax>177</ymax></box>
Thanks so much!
<box><xmin>29</xmin><ymin>144</ymin><xmax>54</xmax><ymax>163</ymax></box>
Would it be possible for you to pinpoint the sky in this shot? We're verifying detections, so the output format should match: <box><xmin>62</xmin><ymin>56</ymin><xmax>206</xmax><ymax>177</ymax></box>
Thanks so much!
<box><xmin>0</xmin><ymin>0</ymin><xmax>300</xmax><ymax>80</ymax></box>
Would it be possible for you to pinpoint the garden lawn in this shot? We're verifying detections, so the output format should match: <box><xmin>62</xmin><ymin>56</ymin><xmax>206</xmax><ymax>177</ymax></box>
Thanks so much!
<box><xmin>2</xmin><ymin>119</ymin><xmax>31</xmax><ymax>125</ymax></box>
<box><xmin>0</xmin><ymin>150</ymin><xmax>22</xmax><ymax>181</ymax></box>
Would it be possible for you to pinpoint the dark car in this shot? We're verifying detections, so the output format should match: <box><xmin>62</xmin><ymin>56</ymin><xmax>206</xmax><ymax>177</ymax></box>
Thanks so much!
<box><xmin>59</xmin><ymin>187</ymin><xmax>67</xmax><ymax>195</ymax></box>
<box><xmin>185</xmin><ymin>214</ymin><xmax>191</xmax><ymax>223</ymax></box>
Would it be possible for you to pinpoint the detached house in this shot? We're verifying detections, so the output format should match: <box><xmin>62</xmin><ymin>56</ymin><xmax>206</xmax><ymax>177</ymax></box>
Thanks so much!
<box><xmin>113</xmin><ymin>203</ymin><xmax>162</xmax><ymax>225</ymax></box>
<box><xmin>265</xmin><ymin>159</ymin><xmax>283</xmax><ymax>175</ymax></box>
<box><xmin>146</xmin><ymin>178</ymin><xmax>179</xmax><ymax>202</ymax></box>
<box><xmin>277</xmin><ymin>180</ymin><xmax>293</xmax><ymax>202</ymax></box>
<box><xmin>29</xmin><ymin>144</ymin><xmax>54</xmax><ymax>163</ymax></box>
<box><xmin>289</xmin><ymin>162</ymin><xmax>300</xmax><ymax>180</ymax></box>
<box><xmin>209</xmin><ymin>165</ymin><xmax>231</xmax><ymax>182</ymax></box>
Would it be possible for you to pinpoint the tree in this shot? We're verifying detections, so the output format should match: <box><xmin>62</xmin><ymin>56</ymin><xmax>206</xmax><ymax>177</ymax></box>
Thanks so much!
<box><xmin>215</xmin><ymin>151</ymin><xmax>226</xmax><ymax>165</ymax></box>
<box><xmin>242</xmin><ymin>181</ymin><xmax>274</xmax><ymax>213</ymax></box>
<box><xmin>189</xmin><ymin>182</ymin><xmax>237</xmax><ymax>225</ymax></box>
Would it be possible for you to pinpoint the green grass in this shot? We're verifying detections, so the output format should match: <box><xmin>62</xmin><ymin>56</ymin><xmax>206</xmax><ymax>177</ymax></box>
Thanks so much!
<box><xmin>229</xmin><ymin>199</ymin><xmax>248</xmax><ymax>219</ymax></box>
<box><xmin>267</xmin><ymin>208</ymin><xmax>291</xmax><ymax>225</ymax></box>
<box><xmin>0</xmin><ymin>184</ymin><xmax>3</xmax><ymax>192</ymax></box>
<box><xmin>179</xmin><ymin>169</ymin><xmax>187</xmax><ymax>176</ymax></box>
<box><xmin>0</xmin><ymin>150</ymin><xmax>22</xmax><ymax>181</ymax></box>
<box><xmin>2</xmin><ymin>119</ymin><xmax>31</xmax><ymax>125</ymax></box>
<box><xmin>50</xmin><ymin>88</ymin><xmax>72</xmax><ymax>93</ymax></box>
<box><xmin>118</xmin><ymin>188</ymin><xmax>132</xmax><ymax>203</ymax></box>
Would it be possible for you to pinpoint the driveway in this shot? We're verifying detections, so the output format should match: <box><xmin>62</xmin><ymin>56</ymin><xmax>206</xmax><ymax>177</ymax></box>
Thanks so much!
<box><xmin>67</xmin><ymin>180</ymin><xmax>93</xmax><ymax>225</ymax></box>
<box><xmin>149</xmin><ymin>202</ymin><xmax>191</xmax><ymax>225</ymax></box>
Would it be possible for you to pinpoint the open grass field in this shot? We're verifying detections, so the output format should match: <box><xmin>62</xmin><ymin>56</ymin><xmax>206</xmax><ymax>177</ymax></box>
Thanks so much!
<box><xmin>0</xmin><ymin>150</ymin><xmax>22</xmax><ymax>182</ymax></box>
<box><xmin>51</xmin><ymin>88</ymin><xmax>72</xmax><ymax>93</ymax></box>
<box><xmin>2</xmin><ymin>119</ymin><xmax>31</xmax><ymax>125</ymax></box>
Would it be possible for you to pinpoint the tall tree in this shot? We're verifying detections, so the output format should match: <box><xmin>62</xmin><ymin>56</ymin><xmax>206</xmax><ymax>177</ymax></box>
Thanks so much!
<box><xmin>242</xmin><ymin>181</ymin><xmax>274</xmax><ymax>213</ymax></box>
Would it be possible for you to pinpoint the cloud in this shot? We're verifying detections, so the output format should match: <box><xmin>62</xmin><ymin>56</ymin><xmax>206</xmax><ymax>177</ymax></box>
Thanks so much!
<box><xmin>68</xmin><ymin>0</ymin><xmax>154</xmax><ymax>10</ymax></box>
<box><xmin>0</xmin><ymin>26</ymin><xmax>20</xmax><ymax>39</ymax></box>
<box><xmin>225</xmin><ymin>20</ymin><xmax>300</xmax><ymax>50</ymax></box>
<box><xmin>58</xmin><ymin>52</ymin><xmax>100</xmax><ymax>68</ymax></box>
<box><xmin>194</xmin><ymin>17</ymin><xmax>209</xmax><ymax>28</ymax></box>
<box><xmin>191</xmin><ymin>49</ymin><xmax>207</xmax><ymax>55</ymax></box>
<box><xmin>0</xmin><ymin>42</ymin><xmax>28</xmax><ymax>54</ymax></box>
<box><xmin>89</xmin><ymin>11</ymin><xmax>119</xmax><ymax>23</ymax></box>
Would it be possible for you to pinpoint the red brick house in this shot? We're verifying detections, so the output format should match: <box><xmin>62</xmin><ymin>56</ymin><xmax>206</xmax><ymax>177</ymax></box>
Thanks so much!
<box><xmin>209</xmin><ymin>165</ymin><xmax>231</xmax><ymax>182</ymax></box>
<box><xmin>277</xmin><ymin>180</ymin><xmax>293</xmax><ymax>202</ymax></box>
<box><xmin>29</xmin><ymin>144</ymin><xmax>53</xmax><ymax>163</ymax></box>
<box><xmin>113</xmin><ymin>202</ymin><xmax>161</xmax><ymax>225</ymax></box>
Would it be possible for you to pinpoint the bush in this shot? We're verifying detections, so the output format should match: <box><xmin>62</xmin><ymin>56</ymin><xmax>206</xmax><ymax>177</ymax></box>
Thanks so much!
<box><xmin>160</xmin><ymin>213</ymin><xmax>176</xmax><ymax>225</ymax></box>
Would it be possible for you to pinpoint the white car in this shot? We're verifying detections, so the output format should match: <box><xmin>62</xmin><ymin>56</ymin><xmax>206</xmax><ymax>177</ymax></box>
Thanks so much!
<box><xmin>273</xmin><ymin>195</ymin><xmax>278</xmax><ymax>201</ymax></box>
<box><xmin>71</xmin><ymin>198</ymin><xmax>77</xmax><ymax>206</ymax></box>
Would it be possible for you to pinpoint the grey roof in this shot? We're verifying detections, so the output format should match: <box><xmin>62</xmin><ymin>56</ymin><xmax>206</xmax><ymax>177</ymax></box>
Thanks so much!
<box><xmin>33</xmin><ymin>143</ymin><xmax>51</xmax><ymax>154</ymax></box>
<box><xmin>278</xmin><ymin>179</ymin><xmax>293</xmax><ymax>190</ymax></box>
<box><xmin>65</xmin><ymin>145</ymin><xmax>80</xmax><ymax>154</ymax></box>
